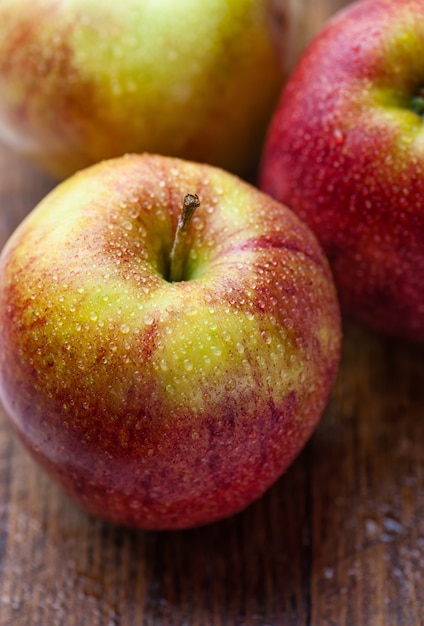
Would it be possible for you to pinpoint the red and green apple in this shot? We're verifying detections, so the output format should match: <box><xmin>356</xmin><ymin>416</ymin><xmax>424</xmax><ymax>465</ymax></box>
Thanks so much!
<box><xmin>0</xmin><ymin>154</ymin><xmax>341</xmax><ymax>529</ymax></box>
<box><xmin>0</xmin><ymin>0</ymin><xmax>287</xmax><ymax>179</ymax></box>
<box><xmin>260</xmin><ymin>0</ymin><xmax>424</xmax><ymax>342</ymax></box>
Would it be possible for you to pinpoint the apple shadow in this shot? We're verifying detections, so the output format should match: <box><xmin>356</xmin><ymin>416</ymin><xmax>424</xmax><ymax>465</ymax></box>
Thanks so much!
<box><xmin>138</xmin><ymin>458</ymin><xmax>312</xmax><ymax>626</ymax></box>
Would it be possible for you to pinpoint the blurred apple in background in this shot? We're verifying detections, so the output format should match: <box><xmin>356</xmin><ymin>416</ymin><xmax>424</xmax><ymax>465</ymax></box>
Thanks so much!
<box><xmin>0</xmin><ymin>153</ymin><xmax>341</xmax><ymax>529</ymax></box>
<box><xmin>0</xmin><ymin>0</ymin><xmax>291</xmax><ymax>179</ymax></box>
<box><xmin>260</xmin><ymin>0</ymin><xmax>424</xmax><ymax>343</ymax></box>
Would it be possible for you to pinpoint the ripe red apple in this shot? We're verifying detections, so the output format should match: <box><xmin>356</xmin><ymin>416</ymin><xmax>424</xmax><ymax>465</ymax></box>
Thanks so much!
<box><xmin>0</xmin><ymin>154</ymin><xmax>341</xmax><ymax>529</ymax></box>
<box><xmin>260</xmin><ymin>0</ymin><xmax>424</xmax><ymax>343</ymax></box>
<box><xmin>0</xmin><ymin>0</ymin><xmax>287</xmax><ymax>179</ymax></box>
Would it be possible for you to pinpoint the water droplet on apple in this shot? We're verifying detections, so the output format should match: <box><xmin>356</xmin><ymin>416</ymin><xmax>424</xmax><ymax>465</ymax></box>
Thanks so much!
<box><xmin>192</xmin><ymin>216</ymin><xmax>204</xmax><ymax>231</ymax></box>
<box><xmin>120</xmin><ymin>323</ymin><xmax>130</xmax><ymax>334</ymax></box>
<box><xmin>333</xmin><ymin>128</ymin><xmax>345</xmax><ymax>145</ymax></box>
<box><xmin>90</xmin><ymin>312</ymin><xmax>98</xmax><ymax>322</ymax></box>
<box><xmin>111</xmin><ymin>81</ymin><xmax>122</xmax><ymax>95</ymax></box>
<box><xmin>261</xmin><ymin>331</ymin><xmax>272</xmax><ymax>344</ymax></box>
<box><xmin>183</xmin><ymin>359</ymin><xmax>193</xmax><ymax>372</ymax></box>
<box><xmin>210</xmin><ymin>345</ymin><xmax>222</xmax><ymax>357</ymax></box>
<box><xmin>129</xmin><ymin>207</ymin><xmax>139</xmax><ymax>219</ymax></box>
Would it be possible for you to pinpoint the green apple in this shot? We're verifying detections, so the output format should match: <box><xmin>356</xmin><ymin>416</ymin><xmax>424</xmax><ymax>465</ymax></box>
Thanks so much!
<box><xmin>260</xmin><ymin>0</ymin><xmax>424</xmax><ymax>342</ymax></box>
<box><xmin>0</xmin><ymin>153</ymin><xmax>341</xmax><ymax>529</ymax></box>
<box><xmin>0</xmin><ymin>0</ymin><xmax>287</xmax><ymax>179</ymax></box>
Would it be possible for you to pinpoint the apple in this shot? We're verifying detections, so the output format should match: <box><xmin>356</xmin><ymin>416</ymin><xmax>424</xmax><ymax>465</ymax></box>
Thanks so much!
<box><xmin>0</xmin><ymin>153</ymin><xmax>341</xmax><ymax>529</ymax></box>
<box><xmin>260</xmin><ymin>0</ymin><xmax>424</xmax><ymax>343</ymax></box>
<box><xmin>0</xmin><ymin>0</ymin><xmax>288</xmax><ymax>180</ymax></box>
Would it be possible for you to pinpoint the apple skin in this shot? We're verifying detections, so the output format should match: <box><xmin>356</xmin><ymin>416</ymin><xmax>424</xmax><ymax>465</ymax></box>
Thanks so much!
<box><xmin>0</xmin><ymin>154</ymin><xmax>341</xmax><ymax>529</ymax></box>
<box><xmin>260</xmin><ymin>0</ymin><xmax>424</xmax><ymax>343</ymax></box>
<box><xmin>0</xmin><ymin>0</ymin><xmax>287</xmax><ymax>179</ymax></box>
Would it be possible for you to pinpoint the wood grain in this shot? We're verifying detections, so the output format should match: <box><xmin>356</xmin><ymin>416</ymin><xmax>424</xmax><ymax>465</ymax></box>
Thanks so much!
<box><xmin>1</xmin><ymin>2</ymin><xmax>424</xmax><ymax>624</ymax></box>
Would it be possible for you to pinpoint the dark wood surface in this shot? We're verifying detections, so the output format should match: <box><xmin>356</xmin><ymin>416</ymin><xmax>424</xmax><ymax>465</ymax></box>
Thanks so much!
<box><xmin>1</xmin><ymin>2</ymin><xmax>424</xmax><ymax>624</ymax></box>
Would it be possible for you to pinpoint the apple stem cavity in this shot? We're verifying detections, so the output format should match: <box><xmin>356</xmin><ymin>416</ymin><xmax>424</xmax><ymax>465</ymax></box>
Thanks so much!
<box><xmin>411</xmin><ymin>94</ymin><xmax>424</xmax><ymax>117</ymax></box>
<box><xmin>169</xmin><ymin>193</ymin><xmax>200</xmax><ymax>282</ymax></box>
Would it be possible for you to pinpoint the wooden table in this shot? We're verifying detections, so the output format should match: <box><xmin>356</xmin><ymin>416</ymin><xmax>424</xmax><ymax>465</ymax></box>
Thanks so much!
<box><xmin>1</xmin><ymin>2</ymin><xmax>424</xmax><ymax>624</ymax></box>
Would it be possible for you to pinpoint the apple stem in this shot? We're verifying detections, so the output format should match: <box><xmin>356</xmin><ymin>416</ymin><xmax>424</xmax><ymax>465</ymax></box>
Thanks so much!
<box><xmin>169</xmin><ymin>193</ymin><xmax>200</xmax><ymax>282</ymax></box>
